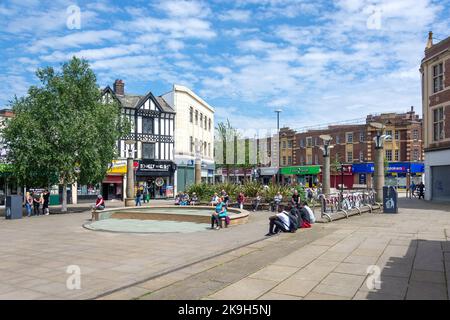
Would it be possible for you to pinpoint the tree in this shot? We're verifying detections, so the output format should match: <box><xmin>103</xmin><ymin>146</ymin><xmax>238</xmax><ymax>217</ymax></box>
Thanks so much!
<box><xmin>215</xmin><ymin>119</ymin><xmax>238</xmax><ymax>182</ymax></box>
<box><xmin>3</xmin><ymin>57</ymin><xmax>130</xmax><ymax>212</ymax></box>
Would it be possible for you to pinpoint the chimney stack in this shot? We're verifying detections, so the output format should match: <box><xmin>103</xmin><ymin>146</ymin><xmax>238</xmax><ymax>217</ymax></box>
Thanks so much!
<box><xmin>113</xmin><ymin>79</ymin><xmax>124</xmax><ymax>95</ymax></box>
<box><xmin>426</xmin><ymin>31</ymin><xmax>433</xmax><ymax>49</ymax></box>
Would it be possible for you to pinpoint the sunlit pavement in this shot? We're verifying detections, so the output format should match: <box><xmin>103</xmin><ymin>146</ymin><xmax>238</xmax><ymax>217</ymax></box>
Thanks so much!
<box><xmin>0</xmin><ymin>197</ymin><xmax>449</xmax><ymax>300</ymax></box>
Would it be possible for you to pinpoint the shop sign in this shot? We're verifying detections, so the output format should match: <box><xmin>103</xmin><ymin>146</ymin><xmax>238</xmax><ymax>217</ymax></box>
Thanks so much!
<box><xmin>280</xmin><ymin>165</ymin><xmax>321</xmax><ymax>175</ymax></box>
<box><xmin>107</xmin><ymin>160</ymin><xmax>127</xmax><ymax>174</ymax></box>
<box><xmin>139</xmin><ymin>161</ymin><xmax>172</xmax><ymax>172</ymax></box>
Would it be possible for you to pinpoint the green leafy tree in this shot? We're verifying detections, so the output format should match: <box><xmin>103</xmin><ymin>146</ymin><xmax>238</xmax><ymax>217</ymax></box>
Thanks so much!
<box><xmin>3</xmin><ymin>57</ymin><xmax>130</xmax><ymax>212</ymax></box>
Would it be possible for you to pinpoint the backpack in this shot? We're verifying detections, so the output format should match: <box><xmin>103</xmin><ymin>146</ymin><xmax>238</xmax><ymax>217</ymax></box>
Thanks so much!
<box><xmin>287</xmin><ymin>212</ymin><xmax>299</xmax><ymax>232</ymax></box>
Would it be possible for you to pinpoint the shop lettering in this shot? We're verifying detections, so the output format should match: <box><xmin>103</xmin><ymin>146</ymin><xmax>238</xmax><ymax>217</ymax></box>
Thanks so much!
<box><xmin>139</xmin><ymin>163</ymin><xmax>170</xmax><ymax>171</ymax></box>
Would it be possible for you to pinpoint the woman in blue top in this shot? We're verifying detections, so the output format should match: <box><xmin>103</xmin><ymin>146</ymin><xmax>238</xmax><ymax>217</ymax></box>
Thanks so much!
<box><xmin>211</xmin><ymin>198</ymin><xmax>225</xmax><ymax>230</ymax></box>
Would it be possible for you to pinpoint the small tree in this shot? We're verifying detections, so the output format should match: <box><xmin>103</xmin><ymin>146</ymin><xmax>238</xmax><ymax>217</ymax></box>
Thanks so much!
<box><xmin>3</xmin><ymin>57</ymin><xmax>130</xmax><ymax>212</ymax></box>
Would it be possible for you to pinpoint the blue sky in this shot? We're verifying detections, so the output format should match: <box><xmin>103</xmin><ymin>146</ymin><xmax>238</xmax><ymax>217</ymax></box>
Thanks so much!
<box><xmin>1</xmin><ymin>0</ymin><xmax>449</xmax><ymax>131</ymax></box>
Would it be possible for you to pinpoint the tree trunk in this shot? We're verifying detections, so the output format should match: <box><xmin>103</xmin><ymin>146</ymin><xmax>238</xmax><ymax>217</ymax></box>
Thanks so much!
<box><xmin>61</xmin><ymin>181</ymin><xmax>68</xmax><ymax>212</ymax></box>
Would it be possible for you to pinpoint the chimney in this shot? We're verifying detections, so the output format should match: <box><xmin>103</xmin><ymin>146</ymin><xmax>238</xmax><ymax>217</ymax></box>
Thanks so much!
<box><xmin>426</xmin><ymin>31</ymin><xmax>433</xmax><ymax>49</ymax></box>
<box><xmin>113</xmin><ymin>79</ymin><xmax>124</xmax><ymax>95</ymax></box>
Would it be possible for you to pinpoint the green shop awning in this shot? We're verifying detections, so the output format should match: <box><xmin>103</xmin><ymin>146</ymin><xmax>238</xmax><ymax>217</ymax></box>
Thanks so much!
<box><xmin>280</xmin><ymin>165</ymin><xmax>321</xmax><ymax>175</ymax></box>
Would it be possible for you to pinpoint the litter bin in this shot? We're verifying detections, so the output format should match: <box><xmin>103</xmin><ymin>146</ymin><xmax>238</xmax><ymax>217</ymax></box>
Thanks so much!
<box><xmin>5</xmin><ymin>195</ymin><xmax>23</xmax><ymax>219</ymax></box>
<box><xmin>383</xmin><ymin>186</ymin><xmax>398</xmax><ymax>213</ymax></box>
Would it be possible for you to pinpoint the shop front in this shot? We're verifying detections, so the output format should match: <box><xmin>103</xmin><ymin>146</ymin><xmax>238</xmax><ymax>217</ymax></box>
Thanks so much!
<box><xmin>352</xmin><ymin>162</ymin><xmax>424</xmax><ymax>189</ymax></box>
<box><xmin>258</xmin><ymin>167</ymin><xmax>278</xmax><ymax>185</ymax></box>
<box><xmin>325</xmin><ymin>164</ymin><xmax>353</xmax><ymax>189</ymax></box>
<box><xmin>136</xmin><ymin>160</ymin><xmax>176</xmax><ymax>199</ymax></box>
<box><xmin>280</xmin><ymin>165</ymin><xmax>321</xmax><ymax>187</ymax></box>
<box><xmin>100</xmin><ymin>160</ymin><xmax>130</xmax><ymax>201</ymax></box>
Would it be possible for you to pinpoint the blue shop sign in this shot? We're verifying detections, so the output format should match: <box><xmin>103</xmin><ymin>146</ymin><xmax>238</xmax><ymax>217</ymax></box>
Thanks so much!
<box><xmin>352</xmin><ymin>162</ymin><xmax>424</xmax><ymax>174</ymax></box>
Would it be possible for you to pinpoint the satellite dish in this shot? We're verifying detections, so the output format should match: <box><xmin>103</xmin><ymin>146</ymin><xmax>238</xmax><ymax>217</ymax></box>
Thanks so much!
<box><xmin>369</xmin><ymin>122</ymin><xmax>384</xmax><ymax>129</ymax></box>
<box><xmin>319</xmin><ymin>134</ymin><xmax>332</xmax><ymax>141</ymax></box>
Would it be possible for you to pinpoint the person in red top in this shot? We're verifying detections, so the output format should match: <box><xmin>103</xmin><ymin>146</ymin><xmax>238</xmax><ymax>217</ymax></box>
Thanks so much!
<box><xmin>91</xmin><ymin>195</ymin><xmax>105</xmax><ymax>221</ymax></box>
<box><xmin>237</xmin><ymin>192</ymin><xmax>245</xmax><ymax>210</ymax></box>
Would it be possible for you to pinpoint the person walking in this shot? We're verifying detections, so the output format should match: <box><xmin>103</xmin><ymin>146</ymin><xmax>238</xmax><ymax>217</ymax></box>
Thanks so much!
<box><xmin>42</xmin><ymin>189</ymin><xmax>50</xmax><ymax>215</ymax></box>
<box><xmin>25</xmin><ymin>192</ymin><xmax>33</xmax><ymax>217</ymax></box>
<box><xmin>253</xmin><ymin>193</ymin><xmax>261</xmax><ymax>212</ymax></box>
<box><xmin>409</xmin><ymin>181</ymin><xmax>416</xmax><ymax>199</ymax></box>
<box><xmin>143</xmin><ymin>186</ymin><xmax>149</xmax><ymax>204</ymax></box>
<box><xmin>33</xmin><ymin>192</ymin><xmax>41</xmax><ymax>216</ymax></box>
<box><xmin>417</xmin><ymin>182</ymin><xmax>425</xmax><ymax>199</ymax></box>
<box><xmin>135</xmin><ymin>188</ymin><xmax>142</xmax><ymax>206</ymax></box>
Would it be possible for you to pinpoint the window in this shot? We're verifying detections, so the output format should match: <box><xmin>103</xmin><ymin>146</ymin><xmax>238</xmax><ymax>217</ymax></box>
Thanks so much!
<box><xmin>346</xmin><ymin>132</ymin><xmax>353</xmax><ymax>143</ymax></box>
<box><xmin>433</xmin><ymin>63</ymin><xmax>444</xmax><ymax>93</ymax></box>
<box><xmin>314</xmin><ymin>137</ymin><xmax>318</xmax><ymax>146</ymax></box>
<box><xmin>282</xmin><ymin>141</ymin><xmax>286</xmax><ymax>149</ymax></box>
<box><xmin>395</xmin><ymin>149</ymin><xmax>399</xmax><ymax>161</ymax></box>
<box><xmin>142</xmin><ymin>143</ymin><xmax>155</xmax><ymax>159</ymax></box>
<box><xmin>200</xmin><ymin>113</ymin><xmax>203</xmax><ymax>128</ymax></box>
<box><xmin>359</xmin><ymin>151</ymin><xmax>364</xmax><ymax>162</ymax></box>
<box><xmin>208</xmin><ymin>143</ymin><xmax>211</xmax><ymax>157</ymax></box>
<box><xmin>385</xmin><ymin>130</ymin><xmax>392</xmax><ymax>140</ymax></box>
<box><xmin>413</xmin><ymin>149</ymin><xmax>419</xmax><ymax>161</ymax></box>
<box><xmin>394</xmin><ymin>130</ymin><xmax>400</xmax><ymax>141</ymax></box>
<box><xmin>413</xmin><ymin>129</ymin><xmax>419</xmax><ymax>140</ymax></box>
<box><xmin>307</xmin><ymin>155</ymin><xmax>312</xmax><ymax>164</ymax></box>
<box><xmin>433</xmin><ymin>107</ymin><xmax>444</xmax><ymax>141</ymax></box>
<box><xmin>359</xmin><ymin>132</ymin><xmax>365</xmax><ymax>142</ymax></box>
<box><xmin>195</xmin><ymin>110</ymin><xmax>198</xmax><ymax>125</ymax></box>
<box><xmin>335</xmin><ymin>152</ymin><xmax>340</xmax><ymax>161</ymax></box>
<box><xmin>208</xmin><ymin>119</ymin><xmax>212</xmax><ymax>131</ymax></box>
<box><xmin>189</xmin><ymin>107</ymin><xmax>193</xmax><ymax>123</ymax></box>
<box><xmin>314</xmin><ymin>154</ymin><xmax>318</xmax><ymax>164</ymax></box>
<box><xmin>204</xmin><ymin>142</ymin><xmax>207</xmax><ymax>155</ymax></box>
<box><xmin>385</xmin><ymin>149</ymin><xmax>392</xmax><ymax>161</ymax></box>
<box><xmin>142</xmin><ymin>117</ymin><xmax>154</xmax><ymax>134</ymax></box>
<box><xmin>300</xmin><ymin>139</ymin><xmax>305</xmax><ymax>148</ymax></box>
<box><xmin>306</xmin><ymin>137</ymin><xmax>312</xmax><ymax>147</ymax></box>
<box><xmin>300</xmin><ymin>155</ymin><xmax>304</xmax><ymax>165</ymax></box>
<box><xmin>204</xmin><ymin>116</ymin><xmax>207</xmax><ymax>130</ymax></box>
<box><xmin>336</xmin><ymin>135</ymin><xmax>340</xmax><ymax>144</ymax></box>
<box><xmin>347</xmin><ymin>151</ymin><xmax>353</xmax><ymax>163</ymax></box>
<box><xmin>287</xmin><ymin>140</ymin><xmax>293</xmax><ymax>148</ymax></box>
<box><xmin>288</xmin><ymin>156</ymin><xmax>292</xmax><ymax>165</ymax></box>
<box><xmin>190</xmin><ymin>136</ymin><xmax>193</xmax><ymax>153</ymax></box>
<box><xmin>282</xmin><ymin>156</ymin><xmax>286</xmax><ymax>166</ymax></box>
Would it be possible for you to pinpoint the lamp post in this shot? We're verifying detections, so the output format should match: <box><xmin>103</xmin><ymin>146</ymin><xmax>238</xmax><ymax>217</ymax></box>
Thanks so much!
<box><xmin>125</xmin><ymin>139</ymin><xmax>135</xmax><ymax>207</ymax></box>
<box><xmin>275</xmin><ymin>109</ymin><xmax>282</xmax><ymax>185</ymax></box>
<box><xmin>194</xmin><ymin>140</ymin><xmax>202</xmax><ymax>185</ymax></box>
<box><xmin>370</xmin><ymin>122</ymin><xmax>391</xmax><ymax>203</ymax></box>
<box><xmin>319</xmin><ymin>135</ymin><xmax>333</xmax><ymax>195</ymax></box>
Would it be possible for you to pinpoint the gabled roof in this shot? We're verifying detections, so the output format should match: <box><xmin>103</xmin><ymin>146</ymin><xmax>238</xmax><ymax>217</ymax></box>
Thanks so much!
<box><xmin>102</xmin><ymin>86</ymin><xmax>175</xmax><ymax>113</ymax></box>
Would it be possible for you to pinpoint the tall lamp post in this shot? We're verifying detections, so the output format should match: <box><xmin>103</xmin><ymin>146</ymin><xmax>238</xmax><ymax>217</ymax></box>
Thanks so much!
<box><xmin>125</xmin><ymin>139</ymin><xmax>135</xmax><ymax>207</ymax></box>
<box><xmin>370</xmin><ymin>122</ymin><xmax>391</xmax><ymax>203</ymax></box>
<box><xmin>194</xmin><ymin>140</ymin><xmax>202</xmax><ymax>185</ymax></box>
<box><xmin>274</xmin><ymin>109</ymin><xmax>282</xmax><ymax>185</ymax></box>
<box><xmin>319</xmin><ymin>135</ymin><xmax>333</xmax><ymax>195</ymax></box>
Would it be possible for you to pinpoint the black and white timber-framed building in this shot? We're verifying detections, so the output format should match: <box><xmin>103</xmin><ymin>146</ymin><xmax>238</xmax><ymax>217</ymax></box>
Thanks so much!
<box><xmin>101</xmin><ymin>79</ymin><xmax>176</xmax><ymax>199</ymax></box>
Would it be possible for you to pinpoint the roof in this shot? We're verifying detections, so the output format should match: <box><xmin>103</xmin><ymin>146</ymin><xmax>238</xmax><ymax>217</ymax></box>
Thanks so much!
<box><xmin>102</xmin><ymin>86</ymin><xmax>175</xmax><ymax>113</ymax></box>
<box><xmin>422</xmin><ymin>35</ymin><xmax>450</xmax><ymax>63</ymax></box>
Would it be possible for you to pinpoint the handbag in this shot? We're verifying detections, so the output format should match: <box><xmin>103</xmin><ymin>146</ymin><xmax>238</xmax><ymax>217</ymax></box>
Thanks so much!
<box><xmin>225</xmin><ymin>216</ymin><xmax>231</xmax><ymax>225</ymax></box>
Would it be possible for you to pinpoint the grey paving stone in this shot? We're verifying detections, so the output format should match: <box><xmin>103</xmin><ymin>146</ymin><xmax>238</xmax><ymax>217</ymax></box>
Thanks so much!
<box><xmin>406</xmin><ymin>281</ymin><xmax>448</xmax><ymax>300</ymax></box>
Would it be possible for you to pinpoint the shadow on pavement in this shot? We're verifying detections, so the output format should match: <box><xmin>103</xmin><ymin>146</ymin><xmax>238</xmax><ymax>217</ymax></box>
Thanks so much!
<box><xmin>365</xmin><ymin>239</ymin><xmax>449</xmax><ymax>300</ymax></box>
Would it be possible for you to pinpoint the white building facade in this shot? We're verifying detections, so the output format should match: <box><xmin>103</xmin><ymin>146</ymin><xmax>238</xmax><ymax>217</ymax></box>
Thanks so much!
<box><xmin>162</xmin><ymin>85</ymin><xmax>215</xmax><ymax>193</ymax></box>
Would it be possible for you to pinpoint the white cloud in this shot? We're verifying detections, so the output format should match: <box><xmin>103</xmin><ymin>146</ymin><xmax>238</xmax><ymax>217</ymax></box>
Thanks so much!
<box><xmin>218</xmin><ymin>9</ymin><xmax>252</xmax><ymax>22</ymax></box>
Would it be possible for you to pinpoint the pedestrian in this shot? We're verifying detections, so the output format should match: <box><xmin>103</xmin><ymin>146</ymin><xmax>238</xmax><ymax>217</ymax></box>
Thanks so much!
<box><xmin>143</xmin><ymin>186</ymin><xmax>149</xmax><ymax>203</ymax></box>
<box><xmin>417</xmin><ymin>182</ymin><xmax>425</xmax><ymax>199</ymax></box>
<box><xmin>291</xmin><ymin>189</ymin><xmax>301</xmax><ymax>208</ymax></box>
<box><xmin>409</xmin><ymin>181</ymin><xmax>416</xmax><ymax>199</ymax></box>
<box><xmin>33</xmin><ymin>192</ymin><xmax>41</xmax><ymax>216</ymax></box>
<box><xmin>237</xmin><ymin>192</ymin><xmax>245</xmax><ymax>210</ymax></box>
<box><xmin>135</xmin><ymin>188</ymin><xmax>142</xmax><ymax>206</ymax></box>
<box><xmin>273</xmin><ymin>192</ymin><xmax>282</xmax><ymax>212</ymax></box>
<box><xmin>42</xmin><ymin>189</ymin><xmax>50</xmax><ymax>215</ymax></box>
<box><xmin>253</xmin><ymin>193</ymin><xmax>261</xmax><ymax>212</ymax></box>
<box><xmin>25</xmin><ymin>192</ymin><xmax>33</xmax><ymax>217</ymax></box>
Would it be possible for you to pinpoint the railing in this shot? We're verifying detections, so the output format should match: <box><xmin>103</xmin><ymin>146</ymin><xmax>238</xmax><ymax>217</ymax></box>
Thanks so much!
<box><xmin>319</xmin><ymin>189</ymin><xmax>379</xmax><ymax>222</ymax></box>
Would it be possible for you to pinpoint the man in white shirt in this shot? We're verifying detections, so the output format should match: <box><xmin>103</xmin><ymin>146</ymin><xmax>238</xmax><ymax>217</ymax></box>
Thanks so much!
<box><xmin>266</xmin><ymin>205</ymin><xmax>290</xmax><ymax>236</ymax></box>
<box><xmin>300</xmin><ymin>201</ymin><xmax>316</xmax><ymax>224</ymax></box>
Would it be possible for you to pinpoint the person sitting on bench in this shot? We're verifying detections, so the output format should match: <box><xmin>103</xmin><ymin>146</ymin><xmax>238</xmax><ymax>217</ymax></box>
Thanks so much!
<box><xmin>91</xmin><ymin>195</ymin><xmax>105</xmax><ymax>221</ymax></box>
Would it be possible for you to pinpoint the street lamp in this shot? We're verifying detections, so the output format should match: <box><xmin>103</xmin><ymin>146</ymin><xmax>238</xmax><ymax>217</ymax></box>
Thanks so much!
<box><xmin>369</xmin><ymin>122</ymin><xmax>391</xmax><ymax>202</ymax></box>
<box><xmin>124</xmin><ymin>139</ymin><xmax>135</xmax><ymax>207</ymax></box>
<box><xmin>275</xmin><ymin>109</ymin><xmax>282</xmax><ymax>185</ymax></box>
<box><xmin>319</xmin><ymin>134</ymin><xmax>333</xmax><ymax>195</ymax></box>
